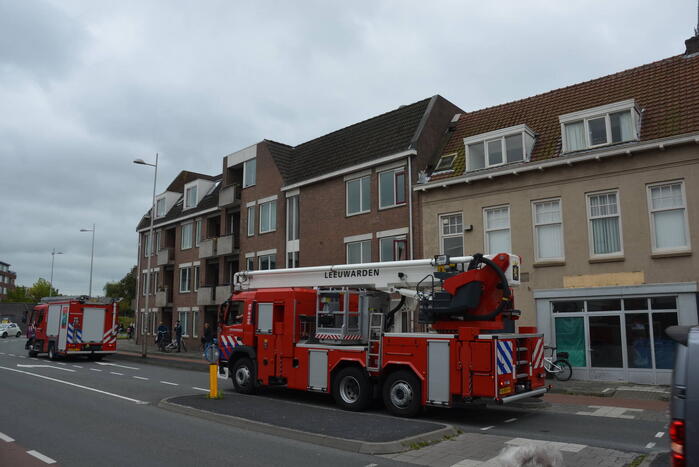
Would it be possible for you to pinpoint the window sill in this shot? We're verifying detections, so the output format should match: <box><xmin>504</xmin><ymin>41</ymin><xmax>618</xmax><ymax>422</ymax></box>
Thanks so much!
<box><xmin>533</xmin><ymin>260</ymin><xmax>566</xmax><ymax>268</ymax></box>
<box><xmin>588</xmin><ymin>255</ymin><xmax>625</xmax><ymax>264</ymax></box>
<box><xmin>346</xmin><ymin>210</ymin><xmax>371</xmax><ymax>218</ymax></box>
<box><xmin>378</xmin><ymin>203</ymin><xmax>406</xmax><ymax>211</ymax></box>
<box><xmin>651</xmin><ymin>250</ymin><xmax>692</xmax><ymax>259</ymax></box>
<box><xmin>258</xmin><ymin>230</ymin><xmax>277</xmax><ymax>235</ymax></box>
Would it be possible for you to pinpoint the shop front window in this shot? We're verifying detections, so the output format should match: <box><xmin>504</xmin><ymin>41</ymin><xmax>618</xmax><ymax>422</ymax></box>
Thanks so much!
<box><xmin>554</xmin><ymin>317</ymin><xmax>586</xmax><ymax>367</ymax></box>
<box><xmin>589</xmin><ymin>315</ymin><xmax>623</xmax><ymax>368</ymax></box>
<box><xmin>625</xmin><ymin>314</ymin><xmax>652</xmax><ymax>369</ymax></box>
<box><xmin>652</xmin><ymin>312</ymin><xmax>678</xmax><ymax>369</ymax></box>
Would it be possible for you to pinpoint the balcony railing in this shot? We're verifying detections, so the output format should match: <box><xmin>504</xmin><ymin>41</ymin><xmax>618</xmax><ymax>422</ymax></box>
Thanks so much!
<box><xmin>218</xmin><ymin>184</ymin><xmax>241</xmax><ymax>207</ymax></box>
<box><xmin>197</xmin><ymin>286</ymin><xmax>216</xmax><ymax>306</ymax></box>
<box><xmin>199</xmin><ymin>238</ymin><xmax>216</xmax><ymax>259</ymax></box>
<box><xmin>157</xmin><ymin>248</ymin><xmax>174</xmax><ymax>266</ymax></box>
<box><xmin>216</xmin><ymin>284</ymin><xmax>233</xmax><ymax>302</ymax></box>
<box><xmin>155</xmin><ymin>287</ymin><xmax>172</xmax><ymax>307</ymax></box>
<box><xmin>217</xmin><ymin>234</ymin><xmax>235</xmax><ymax>256</ymax></box>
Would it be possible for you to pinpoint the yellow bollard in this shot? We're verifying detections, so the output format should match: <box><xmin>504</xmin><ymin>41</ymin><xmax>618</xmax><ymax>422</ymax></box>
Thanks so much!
<box><xmin>209</xmin><ymin>364</ymin><xmax>218</xmax><ymax>398</ymax></box>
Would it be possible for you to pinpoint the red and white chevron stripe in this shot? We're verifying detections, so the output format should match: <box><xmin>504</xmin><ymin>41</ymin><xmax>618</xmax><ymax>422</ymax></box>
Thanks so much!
<box><xmin>102</xmin><ymin>325</ymin><xmax>118</xmax><ymax>345</ymax></box>
<box><xmin>532</xmin><ymin>338</ymin><xmax>544</xmax><ymax>369</ymax></box>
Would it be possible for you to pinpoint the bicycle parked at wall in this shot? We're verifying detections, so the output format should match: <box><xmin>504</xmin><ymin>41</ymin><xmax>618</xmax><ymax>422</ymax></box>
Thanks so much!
<box><xmin>543</xmin><ymin>345</ymin><xmax>573</xmax><ymax>381</ymax></box>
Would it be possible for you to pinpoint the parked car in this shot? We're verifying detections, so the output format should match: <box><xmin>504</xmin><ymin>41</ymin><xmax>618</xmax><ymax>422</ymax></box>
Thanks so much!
<box><xmin>667</xmin><ymin>325</ymin><xmax>698</xmax><ymax>467</ymax></box>
<box><xmin>0</xmin><ymin>323</ymin><xmax>22</xmax><ymax>338</ymax></box>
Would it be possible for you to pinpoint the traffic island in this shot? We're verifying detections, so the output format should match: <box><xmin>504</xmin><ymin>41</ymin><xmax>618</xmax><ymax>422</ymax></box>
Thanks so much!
<box><xmin>160</xmin><ymin>394</ymin><xmax>458</xmax><ymax>454</ymax></box>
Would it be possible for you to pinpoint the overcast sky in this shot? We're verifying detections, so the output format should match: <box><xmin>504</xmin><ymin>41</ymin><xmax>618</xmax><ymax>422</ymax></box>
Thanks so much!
<box><xmin>0</xmin><ymin>0</ymin><xmax>695</xmax><ymax>296</ymax></box>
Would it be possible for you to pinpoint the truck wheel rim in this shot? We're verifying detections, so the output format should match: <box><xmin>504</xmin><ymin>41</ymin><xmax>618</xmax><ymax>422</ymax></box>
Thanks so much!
<box><xmin>339</xmin><ymin>376</ymin><xmax>360</xmax><ymax>404</ymax></box>
<box><xmin>390</xmin><ymin>381</ymin><xmax>413</xmax><ymax>408</ymax></box>
<box><xmin>236</xmin><ymin>367</ymin><xmax>251</xmax><ymax>386</ymax></box>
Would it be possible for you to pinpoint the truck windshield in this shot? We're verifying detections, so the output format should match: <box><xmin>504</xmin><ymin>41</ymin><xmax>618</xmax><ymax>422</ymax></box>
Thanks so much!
<box><xmin>226</xmin><ymin>301</ymin><xmax>244</xmax><ymax>325</ymax></box>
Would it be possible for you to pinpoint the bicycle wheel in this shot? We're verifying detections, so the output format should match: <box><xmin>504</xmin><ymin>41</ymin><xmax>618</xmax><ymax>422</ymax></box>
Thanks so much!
<box><xmin>553</xmin><ymin>359</ymin><xmax>572</xmax><ymax>381</ymax></box>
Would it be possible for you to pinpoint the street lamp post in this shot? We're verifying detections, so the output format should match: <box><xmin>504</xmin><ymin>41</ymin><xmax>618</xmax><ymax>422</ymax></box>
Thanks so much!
<box><xmin>49</xmin><ymin>248</ymin><xmax>63</xmax><ymax>297</ymax></box>
<box><xmin>80</xmin><ymin>224</ymin><xmax>96</xmax><ymax>297</ymax></box>
<box><xmin>134</xmin><ymin>153</ymin><xmax>159</xmax><ymax>358</ymax></box>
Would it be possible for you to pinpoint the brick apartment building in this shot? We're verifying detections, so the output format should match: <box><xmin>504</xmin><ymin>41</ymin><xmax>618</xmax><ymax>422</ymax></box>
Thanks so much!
<box><xmin>135</xmin><ymin>95</ymin><xmax>462</xmax><ymax>346</ymax></box>
<box><xmin>0</xmin><ymin>261</ymin><xmax>16</xmax><ymax>300</ymax></box>
<box><xmin>416</xmin><ymin>39</ymin><xmax>699</xmax><ymax>383</ymax></box>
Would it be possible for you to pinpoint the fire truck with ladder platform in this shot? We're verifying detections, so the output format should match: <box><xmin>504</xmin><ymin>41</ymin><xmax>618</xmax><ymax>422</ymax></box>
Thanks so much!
<box><xmin>217</xmin><ymin>252</ymin><xmax>547</xmax><ymax>417</ymax></box>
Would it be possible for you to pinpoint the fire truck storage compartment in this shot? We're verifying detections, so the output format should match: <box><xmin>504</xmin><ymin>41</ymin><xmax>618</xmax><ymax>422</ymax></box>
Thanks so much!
<box><xmin>428</xmin><ymin>340</ymin><xmax>451</xmax><ymax>405</ymax></box>
<box><xmin>82</xmin><ymin>307</ymin><xmax>106</xmax><ymax>342</ymax></box>
<box><xmin>257</xmin><ymin>303</ymin><xmax>273</xmax><ymax>334</ymax></box>
<box><xmin>308</xmin><ymin>349</ymin><xmax>328</xmax><ymax>391</ymax></box>
<box><xmin>47</xmin><ymin>304</ymin><xmax>62</xmax><ymax>336</ymax></box>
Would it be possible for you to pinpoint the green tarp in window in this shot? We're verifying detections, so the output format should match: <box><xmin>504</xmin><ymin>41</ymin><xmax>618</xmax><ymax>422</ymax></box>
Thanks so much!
<box><xmin>555</xmin><ymin>317</ymin><xmax>586</xmax><ymax>367</ymax></box>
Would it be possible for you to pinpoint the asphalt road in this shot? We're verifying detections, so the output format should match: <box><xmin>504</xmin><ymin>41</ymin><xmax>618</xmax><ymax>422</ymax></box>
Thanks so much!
<box><xmin>0</xmin><ymin>337</ymin><xmax>669</xmax><ymax>466</ymax></box>
<box><xmin>0</xmin><ymin>338</ymin><xmax>408</xmax><ymax>467</ymax></box>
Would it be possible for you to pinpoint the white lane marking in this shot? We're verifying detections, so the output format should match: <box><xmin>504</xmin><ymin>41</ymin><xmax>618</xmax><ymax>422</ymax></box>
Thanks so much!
<box><xmin>0</xmin><ymin>365</ymin><xmax>148</xmax><ymax>405</ymax></box>
<box><xmin>8</xmin><ymin>354</ymin><xmax>15</xmax><ymax>357</ymax></box>
<box><xmin>0</xmin><ymin>352</ymin><xmax>5</xmax><ymax>355</ymax></box>
<box><xmin>160</xmin><ymin>381</ymin><xmax>179</xmax><ymax>386</ymax></box>
<box><xmin>365</xmin><ymin>464</ymin><xmax>379</xmax><ymax>467</ymax></box>
<box><xmin>90</xmin><ymin>368</ymin><xmax>102</xmax><ymax>372</ymax></box>
<box><xmin>30</xmin><ymin>358</ymin><xmax>39</xmax><ymax>361</ymax></box>
<box><xmin>575</xmin><ymin>405</ymin><xmax>643</xmax><ymax>419</ymax></box>
<box><xmin>17</xmin><ymin>355</ymin><xmax>25</xmax><ymax>358</ymax></box>
<box><xmin>646</xmin><ymin>442</ymin><xmax>656</xmax><ymax>449</ymax></box>
<box><xmin>56</xmin><ymin>362</ymin><xmax>66</xmax><ymax>366</ymax></box>
<box><xmin>504</xmin><ymin>418</ymin><xmax>517</xmax><ymax>423</ymax></box>
<box><xmin>480</xmin><ymin>426</ymin><xmax>494</xmax><ymax>431</ymax></box>
<box><xmin>96</xmin><ymin>362</ymin><xmax>139</xmax><ymax>370</ymax></box>
<box><xmin>602</xmin><ymin>387</ymin><xmax>613</xmax><ymax>393</ymax></box>
<box><xmin>0</xmin><ymin>432</ymin><xmax>14</xmax><ymax>442</ymax></box>
<box><xmin>109</xmin><ymin>372</ymin><xmax>124</xmax><ymax>376</ymax></box>
<box><xmin>16</xmin><ymin>364</ymin><xmax>75</xmax><ymax>372</ymax></box>
<box><xmin>617</xmin><ymin>386</ymin><xmax>669</xmax><ymax>394</ymax></box>
<box><xmin>192</xmin><ymin>387</ymin><xmax>209</xmax><ymax>392</ymax></box>
<box><xmin>27</xmin><ymin>450</ymin><xmax>56</xmax><ymax>464</ymax></box>
<box><xmin>655</xmin><ymin>431</ymin><xmax>664</xmax><ymax>438</ymax></box>
<box><xmin>72</xmin><ymin>365</ymin><xmax>83</xmax><ymax>369</ymax></box>
<box><xmin>506</xmin><ymin>437</ymin><xmax>586</xmax><ymax>453</ymax></box>
<box><xmin>133</xmin><ymin>376</ymin><xmax>149</xmax><ymax>380</ymax></box>
<box><xmin>450</xmin><ymin>460</ymin><xmax>484</xmax><ymax>467</ymax></box>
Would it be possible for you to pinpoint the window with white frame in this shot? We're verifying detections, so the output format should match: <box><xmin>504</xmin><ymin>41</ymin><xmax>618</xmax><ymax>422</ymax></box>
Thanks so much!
<box><xmin>287</xmin><ymin>195</ymin><xmax>299</xmax><ymax>241</ymax></box>
<box><xmin>484</xmin><ymin>206</ymin><xmax>511</xmax><ymax>254</ymax></box>
<box><xmin>155</xmin><ymin>231</ymin><xmax>161</xmax><ymax>252</ymax></box>
<box><xmin>587</xmin><ymin>191</ymin><xmax>622</xmax><ymax>256</ymax></box>
<box><xmin>560</xmin><ymin>100</ymin><xmax>640</xmax><ymax>153</ymax></box>
<box><xmin>647</xmin><ymin>181</ymin><xmax>690</xmax><ymax>252</ymax></box>
<box><xmin>193</xmin><ymin>266</ymin><xmax>200</xmax><ymax>292</ymax></box>
<box><xmin>379</xmin><ymin>168</ymin><xmax>406</xmax><ymax>209</ymax></box>
<box><xmin>379</xmin><ymin>236</ymin><xmax>407</xmax><ymax>262</ymax></box>
<box><xmin>287</xmin><ymin>251</ymin><xmax>299</xmax><ymax>268</ymax></box>
<box><xmin>259</xmin><ymin>254</ymin><xmax>276</xmax><ymax>270</ymax></box>
<box><xmin>347</xmin><ymin>240</ymin><xmax>371</xmax><ymax>264</ymax></box>
<box><xmin>247</xmin><ymin>206</ymin><xmax>255</xmax><ymax>236</ymax></box>
<box><xmin>141</xmin><ymin>311</ymin><xmax>147</xmax><ymax>334</ymax></box>
<box><xmin>243</xmin><ymin>158</ymin><xmax>256</xmax><ymax>188</ymax></box>
<box><xmin>181</xmin><ymin>223</ymin><xmax>193</xmax><ymax>250</ymax></box>
<box><xmin>465</xmin><ymin>125</ymin><xmax>535</xmax><ymax>172</ymax></box>
<box><xmin>434</xmin><ymin>154</ymin><xmax>456</xmax><ymax>172</ymax></box>
<box><xmin>178</xmin><ymin>311</ymin><xmax>189</xmax><ymax>337</ymax></box>
<box><xmin>143</xmin><ymin>232</ymin><xmax>151</xmax><ymax>257</ymax></box>
<box><xmin>152</xmin><ymin>315</ymin><xmax>157</xmax><ymax>335</ymax></box>
<box><xmin>179</xmin><ymin>267</ymin><xmax>191</xmax><ymax>293</ymax></box>
<box><xmin>259</xmin><ymin>200</ymin><xmax>277</xmax><ymax>233</ymax></box>
<box><xmin>142</xmin><ymin>273</ymin><xmax>147</xmax><ymax>296</ymax></box>
<box><xmin>184</xmin><ymin>185</ymin><xmax>197</xmax><ymax>209</ymax></box>
<box><xmin>533</xmin><ymin>199</ymin><xmax>564</xmax><ymax>261</ymax></box>
<box><xmin>246</xmin><ymin>256</ymin><xmax>255</xmax><ymax>271</ymax></box>
<box><xmin>195</xmin><ymin>220</ymin><xmax>202</xmax><ymax>247</ymax></box>
<box><xmin>156</xmin><ymin>198</ymin><xmax>166</xmax><ymax>217</ymax></box>
<box><xmin>440</xmin><ymin>213</ymin><xmax>464</xmax><ymax>257</ymax></box>
<box><xmin>346</xmin><ymin>175</ymin><xmax>370</xmax><ymax>215</ymax></box>
<box><xmin>192</xmin><ymin>310</ymin><xmax>199</xmax><ymax>338</ymax></box>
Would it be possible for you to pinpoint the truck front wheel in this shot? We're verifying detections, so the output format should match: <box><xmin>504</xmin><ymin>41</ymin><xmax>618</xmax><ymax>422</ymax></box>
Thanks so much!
<box><xmin>232</xmin><ymin>357</ymin><xmax>256</xmax><ymax>394</ymax></box>
<box><xmin>383</xmin><ymin>369</ymin><xmax>422</xmax><ymax>417</ymax></box>
<box><xmin>332</xmin><ymin>366</ymin><xmax>372</xmax><ymax>411</ymax></box>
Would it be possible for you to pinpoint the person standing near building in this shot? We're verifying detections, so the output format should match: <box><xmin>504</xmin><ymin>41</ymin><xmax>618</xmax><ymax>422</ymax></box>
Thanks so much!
<box><xmin>174</xmin><ymin>320</ymin><xmax>185</xmax><ymax>352</ymax></box>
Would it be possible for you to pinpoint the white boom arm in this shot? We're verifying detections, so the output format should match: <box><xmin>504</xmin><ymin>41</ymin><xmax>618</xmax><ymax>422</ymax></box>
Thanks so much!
<box><xmin>234</xmin><ymin>254</ymin><xmax>520</xmax><ymax>292</ymax></box>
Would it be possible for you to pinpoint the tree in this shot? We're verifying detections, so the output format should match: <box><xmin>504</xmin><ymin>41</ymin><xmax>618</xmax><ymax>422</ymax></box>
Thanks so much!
<box><xmin>104</xmin><ymin>266</ymin><xmax>136</xmax><ymax>317</ymax></box>
<box><xmin>27</xmin><ymin>278</ymin><xmax>59</xmax><ymax>302</ymax></box>
<box><xmin>4</xmin><ymin>286</ymin><xmax>33</xmax><ymax>302</ymax></box>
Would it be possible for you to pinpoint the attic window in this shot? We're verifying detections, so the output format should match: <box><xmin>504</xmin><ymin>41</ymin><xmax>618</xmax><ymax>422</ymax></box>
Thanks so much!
<box><xmin>184</xmin><ymin>185</ymin><xmax>198</xmax><ymax>209</ymax></box>
<box><xmin>156</xmin><ymin>197</ymin><xmax>166</xmax><ymax>218</ymax></box>
<box><xmin>559</xmin><ymin>99</ymin><xmax>640</xmax><ymax>153</ymax></box>
<box><xmin>463</xmin><ymin>124</ymin><xmax>535</xmax><ymax>172</ymax></box>
<box><xmin>434</xmin><ymin>154</ymin><xmax>456</xmax><ymax>172</ymax></box>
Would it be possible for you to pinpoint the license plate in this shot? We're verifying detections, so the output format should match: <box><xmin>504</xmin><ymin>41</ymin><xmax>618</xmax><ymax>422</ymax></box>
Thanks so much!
<box><xmin>499</xmin><ymin>386</ymin><xmax>512</xmax><ymax>395</ymax></box>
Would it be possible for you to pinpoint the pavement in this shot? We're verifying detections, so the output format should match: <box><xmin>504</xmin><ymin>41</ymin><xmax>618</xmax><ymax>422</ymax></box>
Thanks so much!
<box><xmin>112</xmin><ymin>338</ymin><xmax>672</xmax><ymax>466</ymax></box>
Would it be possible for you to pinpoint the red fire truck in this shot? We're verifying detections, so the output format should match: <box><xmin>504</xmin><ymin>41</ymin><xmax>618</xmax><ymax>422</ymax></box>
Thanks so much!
<box><xmin>217</xmin><ymin>253</ymin><xmax>547</xmax><ymax>417</ymax></box>
<box><xmin>26</xmin><ymin>296</ymin><xmax>119</xmax><ymax>360</ymax></box>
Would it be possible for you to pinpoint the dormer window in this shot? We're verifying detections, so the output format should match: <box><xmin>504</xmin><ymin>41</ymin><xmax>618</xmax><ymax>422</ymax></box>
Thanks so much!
<box><xmin>184</xmin><ymin>185</ymin><xmax>198</xmax><ymax>209</ymax></box>
<box><xmin>559</xmin><ymin>99</ymin><xmax>640</xmax><ymax>153</ymax></box>
<box><xmin>156</xmin><ymin>197</ymin><xmax>166</xmax><ymax>218</ymax></box>
<box><xmin>434</xmin><ymin>153</ymin><xmax>456</xmax><ymax>172</ymax></box>
<box><xmin>464</xmin><ymin>125</ymin><xmax>535</xmax><ymax>172</ymax></box>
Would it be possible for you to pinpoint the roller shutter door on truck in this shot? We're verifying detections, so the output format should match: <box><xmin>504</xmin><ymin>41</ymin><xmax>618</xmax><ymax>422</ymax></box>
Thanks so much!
<box><xmin>82</xmin><ymin>308</ymin><xmax>105</xmax><ymax>343</ymax></box>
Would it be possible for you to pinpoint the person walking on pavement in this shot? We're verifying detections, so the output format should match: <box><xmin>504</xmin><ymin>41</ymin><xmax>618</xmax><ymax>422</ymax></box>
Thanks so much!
<box><xmin>174</xmin><ymin>320</ymin><xmax>186</xmax><ymax>352</ymax></box>
<box><xmin>156</xmin><ymin>322</ymin><xmax>168</xmax><ymax>351</ymax></box>
<box><xmin>202</xmin><ymin>322</ymin><xmax>213</xmax><ymax>349</ymax></box>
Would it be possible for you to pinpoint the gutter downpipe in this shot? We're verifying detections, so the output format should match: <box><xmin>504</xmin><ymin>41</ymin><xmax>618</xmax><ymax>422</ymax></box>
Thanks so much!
<box><xmin>407</xmin><ymin>155</ymin><xmax>414</xmax><ymax>260</ymax></box>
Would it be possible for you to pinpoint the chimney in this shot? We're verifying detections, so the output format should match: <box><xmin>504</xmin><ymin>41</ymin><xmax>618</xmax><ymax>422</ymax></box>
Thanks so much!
<box><xmin>687</xmin><ymin>1</ymin><xmax>699</xmax><ymax>55</ymax></box>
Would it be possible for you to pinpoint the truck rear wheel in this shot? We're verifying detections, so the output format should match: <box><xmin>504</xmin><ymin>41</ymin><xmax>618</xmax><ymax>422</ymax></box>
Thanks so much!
<box><xmin>332</xmin><ymin>366</ymin><xmax>372</xmax><ymax>411</ymax></box>
<box><xmin>383</xmin><ymin>369</ymin><xmax>422</xmax><ymax>418</ymax></box>
<box><xmin>48</xmin><ymin>343</ymin><xmax>58</xmax><ymax>361</ymax></box>
<box><xmin>232</xmin><ymin>357</ymin><xmax>256</xmax><ymax>394</ymax></box>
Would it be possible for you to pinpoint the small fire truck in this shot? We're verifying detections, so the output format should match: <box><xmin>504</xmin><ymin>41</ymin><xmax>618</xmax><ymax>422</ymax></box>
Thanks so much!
<box><xmin>217</xmin><ymin>253</ymin><xmax>547</xmax><ymax>417</ymax></box>
<box><xmin>26</xmin><ymin>296</ymin><xmax>119</xmax><ymax>360</ymax></box>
